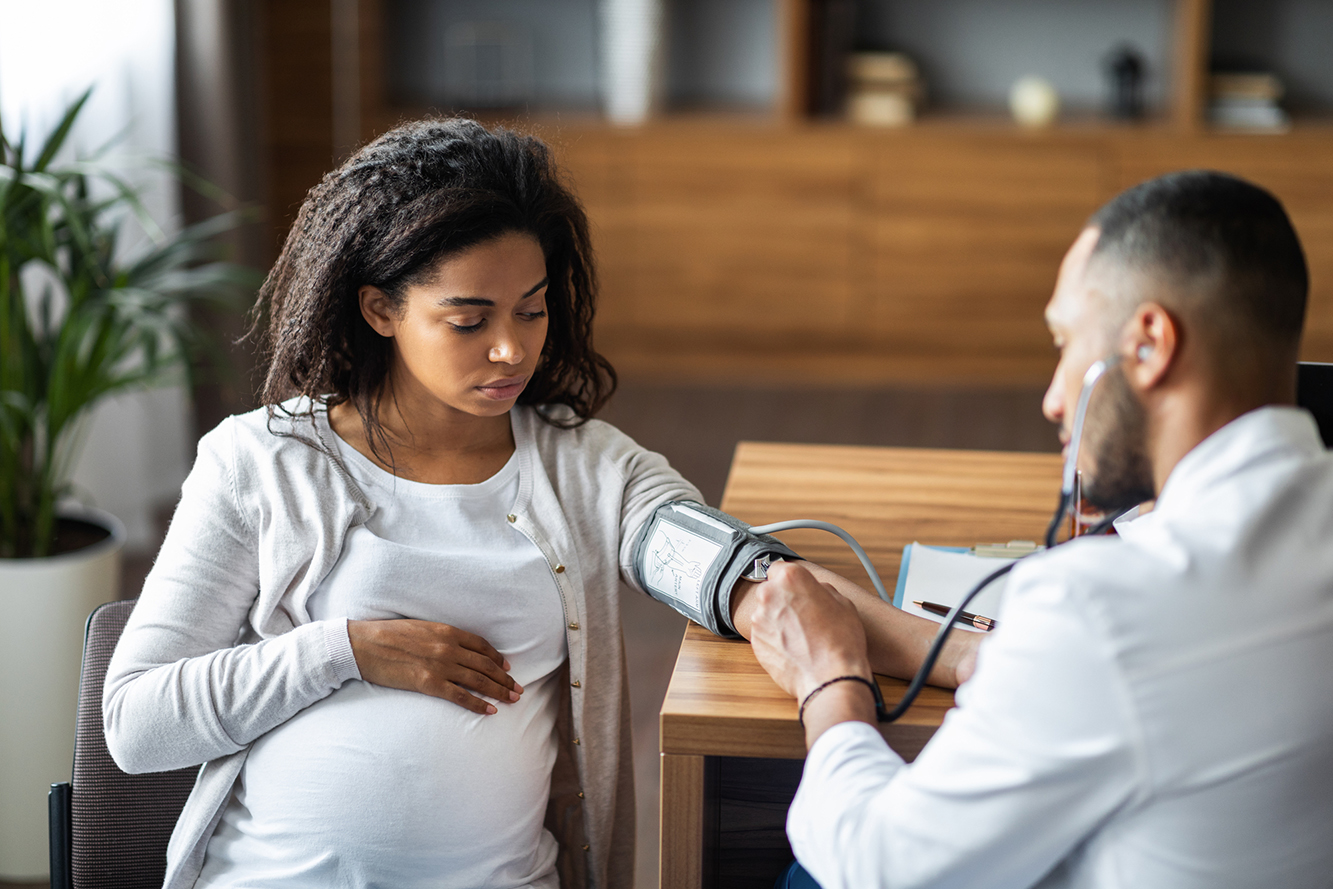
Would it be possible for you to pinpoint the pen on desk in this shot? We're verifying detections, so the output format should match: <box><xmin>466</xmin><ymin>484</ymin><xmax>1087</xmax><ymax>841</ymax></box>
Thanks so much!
<box><xmin>912</xmin><ymin>600</ymin><xmax>999</xmax><ymax>632</ymax></box>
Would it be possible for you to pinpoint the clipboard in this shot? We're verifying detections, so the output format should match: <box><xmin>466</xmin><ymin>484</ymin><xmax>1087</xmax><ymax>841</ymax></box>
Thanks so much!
<box><xmin>892</xmin><ymin>541</ymin><xmax>1029</xmax><ymax>631</ymax></box>
<box><xmin>891</xmin><ymin>543</ymin><xmax>968</xmax><ymax>607</ymax></box>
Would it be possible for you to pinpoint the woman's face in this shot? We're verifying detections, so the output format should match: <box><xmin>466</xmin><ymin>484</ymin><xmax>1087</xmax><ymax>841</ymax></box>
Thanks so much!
<box><xmin>359</xmin><ymin>231</ymin><xmax>550</xmax><ymax>421</ymax></box>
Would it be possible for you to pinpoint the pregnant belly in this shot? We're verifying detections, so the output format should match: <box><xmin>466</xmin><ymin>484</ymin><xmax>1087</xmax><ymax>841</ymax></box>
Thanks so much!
<box><xmin>228</xmin><ymin>676</ymin><xmax>561</xmax><ymax>885</ymax></box>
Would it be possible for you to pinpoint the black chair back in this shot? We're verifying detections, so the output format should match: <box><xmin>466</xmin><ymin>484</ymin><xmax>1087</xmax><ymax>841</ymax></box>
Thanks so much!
<box><xmin>1297</xmin><ymin>361</ymin><xmax>1333</xmax><ymax>447</ymax></box>
<box><xmin>50</xmin><ymin>599</ymin><xmax>198</xmax><ymax>889</ymax></box>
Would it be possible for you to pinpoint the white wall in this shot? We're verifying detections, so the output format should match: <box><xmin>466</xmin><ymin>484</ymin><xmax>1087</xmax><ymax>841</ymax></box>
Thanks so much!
<box><xmin>0</xmin><ymin>0</ymin><xmax>188</xmax><ymax>551</ymax></box>
<box><xmin>667</xmin><ymin>0</ymin><xmax>777</xmax><ymax>110</ymax></box>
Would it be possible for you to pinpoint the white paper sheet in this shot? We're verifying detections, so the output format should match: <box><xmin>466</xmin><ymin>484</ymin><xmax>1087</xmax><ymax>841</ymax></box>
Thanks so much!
<box><xmin>900</xmin><ymin>543</ymin><xmax>1017</xmax><ymax>632</ymax></box>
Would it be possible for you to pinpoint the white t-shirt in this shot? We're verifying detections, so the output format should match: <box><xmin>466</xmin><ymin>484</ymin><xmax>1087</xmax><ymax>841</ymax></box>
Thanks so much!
<box><xmin>198</xmin><ymin>428</ymin><xmax>568</xmax><ymax>889</ymax></box>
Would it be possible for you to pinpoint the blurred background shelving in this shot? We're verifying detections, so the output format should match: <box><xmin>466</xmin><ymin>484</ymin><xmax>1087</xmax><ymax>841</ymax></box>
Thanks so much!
<box><xmin>1209</xmin><ymin>0</ymin><xmax>1333</xmax><ymax>125</ymax></box>
<box><xmin>345</xmin><ymin>0</ymin><xmax>1333</xmax><ymax>131</ymax></box>
<box><xmin>234</xmin><ymin>0</ymin><xmax>1333</xmax><ymax>418</ymax></box>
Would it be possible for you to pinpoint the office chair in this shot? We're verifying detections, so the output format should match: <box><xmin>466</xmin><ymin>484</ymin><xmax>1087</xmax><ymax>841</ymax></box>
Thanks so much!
<box><xmin>48</xmin><ymin>599</ymin><xmax>197</xmax><ymax>889</ymax></box>
<box><xmin>1297</xmin><ymin>361</ymin><xmax>1333</xmax><ymax>447</ymax></box>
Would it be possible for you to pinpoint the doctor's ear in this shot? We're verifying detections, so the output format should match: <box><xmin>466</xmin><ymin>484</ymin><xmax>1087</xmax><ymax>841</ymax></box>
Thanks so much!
<box><xmin>1122</xmin><ymin>302</ymin><xmax>1177</xmax><ymax>390</ymax></box>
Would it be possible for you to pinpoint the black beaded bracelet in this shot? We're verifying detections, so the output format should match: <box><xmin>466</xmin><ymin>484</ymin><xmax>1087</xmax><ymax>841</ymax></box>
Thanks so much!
<box><xmin>798</xmin><ymin>674</ymin><xmax>887</xmax><ymax>729</ymax></box>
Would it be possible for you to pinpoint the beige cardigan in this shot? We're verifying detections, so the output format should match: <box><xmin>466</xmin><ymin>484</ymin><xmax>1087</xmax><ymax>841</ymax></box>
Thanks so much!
<box><xmin>103</xmin><ymin>400</ymin><xmax>701</xmax><ymax>889</ymax></box>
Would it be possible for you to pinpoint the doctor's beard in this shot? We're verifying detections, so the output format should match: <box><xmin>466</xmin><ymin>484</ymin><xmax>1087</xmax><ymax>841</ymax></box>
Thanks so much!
<box><xmin>1080</xmin><ymin>364</ymin><xmax>1156</xmax><ymax>513</ymax></box>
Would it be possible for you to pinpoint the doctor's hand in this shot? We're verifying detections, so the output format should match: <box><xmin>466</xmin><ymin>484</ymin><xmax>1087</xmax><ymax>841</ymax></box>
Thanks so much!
<box><xmin>748</xmin><ymin>562</ymin><xmax>878</xmax><ymax>745</ymax></box>
<box><xmin>347</xmin><ymin>619</ymin><xmax>522</xmax><ymax>715</ymax></box>
<box><xmin>734</xmin><ymin>560</ymin><xmax>980</xmax><ymax>690</ymax></box>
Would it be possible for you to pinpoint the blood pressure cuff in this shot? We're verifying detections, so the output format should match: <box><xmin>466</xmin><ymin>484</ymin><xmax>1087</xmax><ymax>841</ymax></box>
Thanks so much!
<box><xmin>631</xmin><ymin>501</ymin><xmax>801</xmax><ymax>639</ymax></box>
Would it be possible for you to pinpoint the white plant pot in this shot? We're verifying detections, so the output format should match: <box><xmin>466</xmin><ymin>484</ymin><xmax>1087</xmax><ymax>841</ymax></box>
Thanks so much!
<box><xmin>600</xmin><ymin>0</ymin><xmax>665</xmax><ymax>125</ymax></box>
<box><xmin>0</xmin><ymin>507</ymin><xmax>125</xmax><ymax>880</ymax></box>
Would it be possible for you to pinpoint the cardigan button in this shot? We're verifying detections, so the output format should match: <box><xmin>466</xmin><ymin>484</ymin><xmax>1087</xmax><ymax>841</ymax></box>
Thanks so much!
<box><xmin>555</xmin><ymin>564</ymin><xmax>566</xmax><ymax>574</ymax></box>
<box><xmin>577</xmin><ymin>791</ymin><xmax>584</xmax><ymax>799</ymax></box>
<box><xmin>568</xmin><ymin>621</ymin><xmax>580</xmax><ymax>630</ymax></box>
<box><xmin>571</xmin><ymin>679</ymin><xmax>581</xmax><ymax>688</ymax></box>
<box><xmin>506</xmin><ymin>514</ymin><xmax>517</xmax><ymax>523</ymax></box>
<box><xmin>573</xmin><ymin>738</ymin><xmax>580</xmax><ymax>745</ymax></box>
<box><xmin>582</xmin><ymin>844</ymin><xmax>590</xmax><ymax>852</ymax></box>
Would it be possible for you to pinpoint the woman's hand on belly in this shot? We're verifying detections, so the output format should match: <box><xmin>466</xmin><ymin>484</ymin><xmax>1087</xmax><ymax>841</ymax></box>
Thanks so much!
<box><xmin>347</xmin><ymin>619</ymin><xmax>523</xmax><ymax>714</ymax></box>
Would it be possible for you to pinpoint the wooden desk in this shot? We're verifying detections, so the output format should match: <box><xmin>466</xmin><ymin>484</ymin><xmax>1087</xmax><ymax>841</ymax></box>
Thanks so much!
<box><xmin>658</xmin><ymin>443</ymin><xmax>1062</xmax><ymax>889</ymax></box>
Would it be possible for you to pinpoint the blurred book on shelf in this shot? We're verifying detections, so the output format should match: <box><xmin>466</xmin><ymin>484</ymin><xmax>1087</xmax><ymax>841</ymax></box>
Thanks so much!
<box><xmin>846</xmin><ymin>52</ymin><xmax>922</xmax><ymax>127</ymax></box>
<box><xmin>1209</xmin><ymin>72</ymin><xmax>1289</xmax><ymax>131</ymax></box>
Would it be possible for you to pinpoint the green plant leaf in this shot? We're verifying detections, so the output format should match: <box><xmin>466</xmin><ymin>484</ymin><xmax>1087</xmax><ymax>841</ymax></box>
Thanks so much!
<box><xmin>1</xmin><ymin>90</ymin><xmax>256</xmax><ymax>557</ymax></box>
<box><xmin>32</xmin><ymin>87</ymin><xmax>93</xmax><ymax>172</ymax></box>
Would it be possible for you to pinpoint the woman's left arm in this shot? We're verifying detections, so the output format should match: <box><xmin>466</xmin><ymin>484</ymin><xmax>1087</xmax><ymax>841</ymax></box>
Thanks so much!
<box><xmin>612</xmin><ymin>438</ymin><xmax>703</xmax><ymax>588</ymax></box>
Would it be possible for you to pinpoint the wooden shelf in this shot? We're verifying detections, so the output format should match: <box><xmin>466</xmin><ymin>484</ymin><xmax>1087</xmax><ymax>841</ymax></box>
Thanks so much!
<box><xmin>258</xmin><ymin>0</ymin><xmax>1333</xmax><ymax>386</ymax></box>
<box><xmin>372</xmin><ymin>99</ymin><xmax>1333</xmax><ymax>143</ymax></box>
<box><xmin>1173</xmin><ymin>0</ymin><xmax>1213</xmax><ymax>131</ymax></box>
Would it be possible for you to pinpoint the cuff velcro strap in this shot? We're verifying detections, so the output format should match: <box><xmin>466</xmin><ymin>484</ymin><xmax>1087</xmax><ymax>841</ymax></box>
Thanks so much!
<box><xmin>632</xmin><ymin>501</ymin><xmax>801</xmax><ymax>638</ymax></box>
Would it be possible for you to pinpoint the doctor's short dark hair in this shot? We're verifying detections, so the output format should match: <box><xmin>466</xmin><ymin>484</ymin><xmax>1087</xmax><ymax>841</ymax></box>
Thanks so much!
<box><xmin>1087</xmin><ymin>170</ymin><xmax>1308</xmax><ymax>365</ymax></box>
<box><xmin>250</xmin><ymin>117</ymin><xmax>616</xmax><ymax>437</ymax></box>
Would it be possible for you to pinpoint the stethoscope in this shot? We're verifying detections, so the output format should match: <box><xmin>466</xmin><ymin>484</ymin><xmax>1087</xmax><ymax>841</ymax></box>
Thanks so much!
<box><xmin>747</xmin><ymin>355</ymin><xmax>1126</xmax><ymax>723</ymax></box>
<box><xmin>875</xmin><ymin>355</ymin><xmax>1129</xmax><ymax>722</ymax></box>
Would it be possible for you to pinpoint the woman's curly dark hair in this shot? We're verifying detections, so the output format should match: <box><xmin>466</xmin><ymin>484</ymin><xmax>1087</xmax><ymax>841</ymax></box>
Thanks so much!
<box><xmin>250</xmin><ymin>117</ymin><xmax>616</xmax><ymax>450</ymax></box>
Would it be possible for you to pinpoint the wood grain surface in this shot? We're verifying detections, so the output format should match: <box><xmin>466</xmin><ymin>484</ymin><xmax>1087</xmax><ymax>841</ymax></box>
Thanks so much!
<box><xmin>543</xmin><ymin>120</ymin><xmax>1333</xmax><ymax>384</ymax></box>
<box><xmin>659</xmin><ymin>754</ymin><xmax>706</xmax><ymax>889</ymax></box>
<box><xmin>659</xmin><ymin>443</ymin><xmax>1064</xmax><ymax>761</ymax></box>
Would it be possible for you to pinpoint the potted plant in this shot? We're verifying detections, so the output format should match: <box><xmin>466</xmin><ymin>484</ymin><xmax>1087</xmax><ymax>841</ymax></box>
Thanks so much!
<box><xmin>0</xmin><ymin>91</ymin><xmax>254</xmax><ymax>879</ymax></box>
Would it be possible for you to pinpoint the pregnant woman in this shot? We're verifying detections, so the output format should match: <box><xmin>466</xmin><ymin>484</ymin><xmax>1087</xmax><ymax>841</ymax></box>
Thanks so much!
<box><xmin>103</xmin><ymin>118</ymin><xmax>701</xmax><ymax>889</ymax></box>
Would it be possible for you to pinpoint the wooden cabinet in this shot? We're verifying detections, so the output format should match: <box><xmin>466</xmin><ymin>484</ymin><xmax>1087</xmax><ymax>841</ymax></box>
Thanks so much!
<box><xmin>865</xmin><ymin>134</ymin><xmax>1105</xmax><ymax>362</ymax></box>
<box><xmin>613</xmin><ymin>128</ymin><xmax>858</xmax><ymax>340</ymax></box>
<box><xmin>545</xmin><ymin>121</ymin><xmax>1333</xmax><ymax>384</ymax></box>
<box><xmin>257</xmin><ymin>0</ymin><xmax>1333</xmax><ymax>386</ymax></box>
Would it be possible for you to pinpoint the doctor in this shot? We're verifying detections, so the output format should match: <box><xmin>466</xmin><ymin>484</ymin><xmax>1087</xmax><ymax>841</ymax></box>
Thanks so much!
<box><xmin>735</xmin><ymin>171</ymin><xmax>1333</xmax><ymax>888</ymax></box>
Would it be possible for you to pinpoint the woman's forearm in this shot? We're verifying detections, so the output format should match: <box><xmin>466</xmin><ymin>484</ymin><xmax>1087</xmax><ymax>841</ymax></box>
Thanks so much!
<box><xmin>104</xmin><ymin>618</ymin><xmax>359</xmax><ymax>773</ymax></box>
<box><xmin>732</xmin><ymin>562</ymin><xmax>979</xmax><ymax>689</ymax></box>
